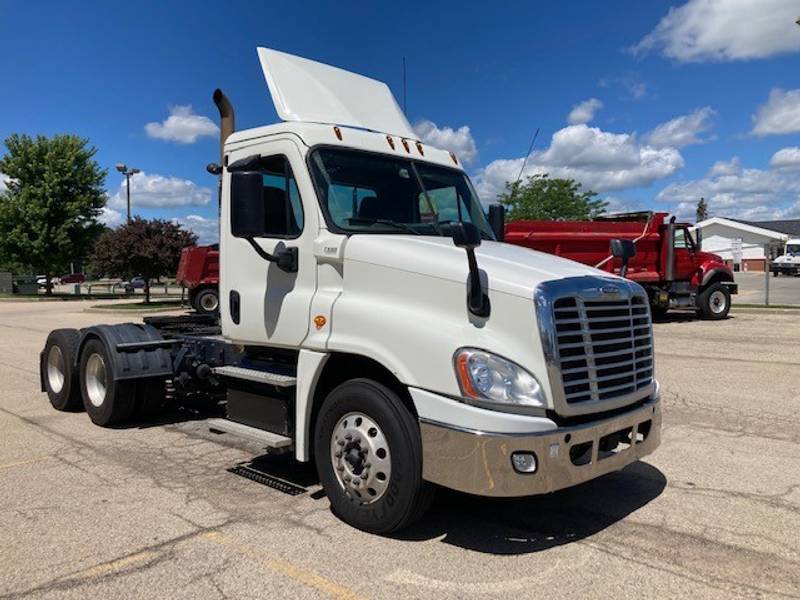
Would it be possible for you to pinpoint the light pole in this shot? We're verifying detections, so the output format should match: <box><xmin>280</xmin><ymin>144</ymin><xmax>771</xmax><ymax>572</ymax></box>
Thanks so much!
<box><xmin>115</xmin><ymin>163</ymin><xmax>140</xmax><ymax>223</ymax></box>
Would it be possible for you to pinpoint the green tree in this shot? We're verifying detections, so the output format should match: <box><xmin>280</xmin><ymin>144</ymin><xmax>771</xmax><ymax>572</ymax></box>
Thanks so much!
<box><xmin>90</xmin><ymin>218</ymin><xmax>196</xmax><ymax>303</ymax></box>
<box><xmin>696</xmin><ymin>197</ymin><xmax>709</xmax><ymax>222</ymax></box>
<box><xmin>0</xmin><ymin>134</ymin><xmax>106</xmax><ymax>291</ymax></box>
<box><xmin>499</xmin><ymin>174</ymin><xmax>607</xmax><ymax>221</ymax></box>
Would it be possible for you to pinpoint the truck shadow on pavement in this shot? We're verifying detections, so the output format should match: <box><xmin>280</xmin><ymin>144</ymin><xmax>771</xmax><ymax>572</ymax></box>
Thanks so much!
<box><xmin>394</xmin><ymin>461</ymin><xmax>666</xmax><ymax>555</ymax></box>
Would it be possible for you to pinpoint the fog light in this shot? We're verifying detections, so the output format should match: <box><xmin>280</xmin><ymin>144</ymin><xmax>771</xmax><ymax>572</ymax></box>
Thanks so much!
<box><xmin>511</xmin><ymin>451</ymin><xmax>537</xmax><ymax>474</ymax></box>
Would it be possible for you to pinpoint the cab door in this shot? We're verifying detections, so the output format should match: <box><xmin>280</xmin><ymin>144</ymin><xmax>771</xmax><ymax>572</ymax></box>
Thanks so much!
<box><xmin>672</xmin><ymin>226</ymin><xmax>698</xmax><ymax>281</ymax></box>
<box><xmin>220</xmin><ymin>138</ymin><xmax>317</xmax><ymax>348</ymax></box>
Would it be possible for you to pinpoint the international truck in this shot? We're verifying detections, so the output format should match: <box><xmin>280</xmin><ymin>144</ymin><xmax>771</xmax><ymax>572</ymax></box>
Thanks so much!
<box><xmin>771</xmin><ymin>238</ymin><xmax>800</xmax><ymax>276</ymax></box>
<box><xmin>176</xmin><ymin>244</ymin><xmax>220</xmax><ymax>313</ymax></box>
<box><xmin>39</xmin><ymin>49</ymin><xmax>661</xmax><ymax>533</ymax></box>
<box><xmin>505</xmin><ymin>212</ymin><xmax>738</xmax><ymax>319</ymax></box>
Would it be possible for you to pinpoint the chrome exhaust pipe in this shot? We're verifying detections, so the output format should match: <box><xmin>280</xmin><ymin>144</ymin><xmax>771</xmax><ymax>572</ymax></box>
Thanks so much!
<box><xmin>213</xmin><ymin>89</ymin><xmax>235</xmax><ymax>166</ymax></box>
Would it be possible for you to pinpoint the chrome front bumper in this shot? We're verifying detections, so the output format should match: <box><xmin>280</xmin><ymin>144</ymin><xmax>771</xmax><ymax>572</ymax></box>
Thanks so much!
<box><xmin>419</xmin><ymin>398</ymin><xmax>661</xmax><ymax>497</ymax></box>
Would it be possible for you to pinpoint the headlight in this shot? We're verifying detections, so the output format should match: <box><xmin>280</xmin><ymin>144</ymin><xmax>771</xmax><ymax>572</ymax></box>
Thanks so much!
<box><xmin>453</xmin><ymin>348</ymin><xmax>546</xmax><ymax>410</ymax></box>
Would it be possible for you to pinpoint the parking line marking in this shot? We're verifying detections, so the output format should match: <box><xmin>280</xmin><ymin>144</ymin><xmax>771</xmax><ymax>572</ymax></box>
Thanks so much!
<box><xmin>0</xmin><ymin>456</ymin><xmax>51</xmax><ymax>472</ymax></box>
<box><xmin>203</xmin><ymin>531</ymin><xmax>367</xmax><ymax>600</ymax></box>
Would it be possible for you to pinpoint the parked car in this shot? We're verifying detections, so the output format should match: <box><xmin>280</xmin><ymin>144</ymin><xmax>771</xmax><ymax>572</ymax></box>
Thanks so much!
<box><xmin>129</xmin><ymin>277</ymin><xmax>147</xmax><ymax>289</ymax></box>
<box><xmin>36</xmin><ymin>275</ymin><xmax>60</xmax><ymax>288</ymax></box>
<box><xmin>60</xmin><ymin>273</ymin><xmax>86</xmax><ymax>284</ymax></box>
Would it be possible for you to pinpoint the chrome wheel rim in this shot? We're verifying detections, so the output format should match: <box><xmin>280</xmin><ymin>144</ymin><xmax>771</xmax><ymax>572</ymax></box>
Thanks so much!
<box><xmin>330</xmin><ymin>412</ymin><xmax>391</xmax><ymax>505</ymax></box>
<box><xmin>85</xmin><ymin>353</ymin><xmax>108</xmax><ymax>408</ymax></box>
<box><xmin>199</xmin><ymin>293</ymin><xmax>218</xmax><ymax>312</ymax></box>
<box><xmin>709</xmin><ymin>290</ymin><xmax>727</xmax><ymax>314</ymax></box>
<box><xmin>47</xmin><ymin>346</ymin><xmax>65</xmax><ymax>394</ymax></box>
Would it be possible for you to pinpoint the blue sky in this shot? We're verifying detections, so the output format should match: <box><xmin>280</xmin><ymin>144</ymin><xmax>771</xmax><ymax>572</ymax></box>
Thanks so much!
<box><xmin>2</xmin><ymin>0</ymin><xmax>800</xmax><ymax>242</ymax></box>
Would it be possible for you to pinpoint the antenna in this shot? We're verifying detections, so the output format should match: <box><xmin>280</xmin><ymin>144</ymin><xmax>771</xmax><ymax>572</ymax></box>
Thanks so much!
<box><xmin>515</xmin><ymin>127</ymin><xmax>540</xmax><ymax>186</ymax></box>
<box><xmin>402</xmin><ymin>56</ymin><xmax>407</xmax><ymax>114</ymax></box>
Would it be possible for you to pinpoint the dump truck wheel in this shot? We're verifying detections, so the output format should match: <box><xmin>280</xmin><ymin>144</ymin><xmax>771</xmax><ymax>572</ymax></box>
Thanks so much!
<box><xmin>314</xmin><ymin>379</ymin><xmax>434</xmax><ymax>534</ymax></box>
<box><xmin>42</xmin><ymin>329</ymin><xmax>83</xmax><ymax>411</ymax></box>
<box><xmin>697</xmin><ymin>283</ymin><xmax>731</xmax><ymax>320</ymax></box>
<box><xmin>194</xmin><ymin>288</ymin><xmax>219</xmax><ymax>314</ymax></box>
<box><xmin>79</xmin><ymin>339</ymin><xmax>136</xmax><ymax>426</ymax></box>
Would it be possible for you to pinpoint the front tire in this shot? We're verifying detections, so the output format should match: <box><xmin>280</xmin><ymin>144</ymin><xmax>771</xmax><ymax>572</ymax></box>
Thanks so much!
<box><xmin>79</xmin><ymin>339</ymin><xmax>136</xmax><ymax>426</ymax></box>
<box><xmin>314</xmin><ymin>379</ymin><xmax>434</xmax><ymax>534</ymax></box>
<box><xmin>697</xmin><ymin>283</ymin><xmax>731</xmax><ymax>320</ymax></box>
<box><xmin>42</xmin><ymin>329</ymin><xmax>83</xmax><ymax>411</ymax></box>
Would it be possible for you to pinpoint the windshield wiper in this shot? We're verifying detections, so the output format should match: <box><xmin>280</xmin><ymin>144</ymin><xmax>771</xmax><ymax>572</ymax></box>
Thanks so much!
<box><xmin>347</xmin><ymin>217</ymin><xmax>422</xmax><ymax>235</ymax></box>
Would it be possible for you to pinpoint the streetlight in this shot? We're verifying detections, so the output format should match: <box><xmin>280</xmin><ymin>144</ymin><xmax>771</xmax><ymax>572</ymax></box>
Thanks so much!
<box><xmin>115</xmin><ymin>163</ymin><xmax>140</xmax><ymax>223</ymax></box>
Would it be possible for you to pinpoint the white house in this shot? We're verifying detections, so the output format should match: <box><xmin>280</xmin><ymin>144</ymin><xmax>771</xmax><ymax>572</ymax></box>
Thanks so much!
<box><xmin>692</xmin><ymin>217</ymin><xmax>788</xmax><ymax>272</ymax></box>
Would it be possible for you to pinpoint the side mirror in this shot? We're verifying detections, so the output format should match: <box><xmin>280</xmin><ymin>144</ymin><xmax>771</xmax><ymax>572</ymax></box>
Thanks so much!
<box><xmin>451</xmin><ymin>221</ymin><xmax>482</xmax><ymax>250</ymax></box>
<box><xmin>230</xmin><ymin>171</ymin><xmax>264</xmax><ymax>238</ymax></box>
<box><xmin>488</xmin><ymin>204</ymin><xmax>505</xmax><ymax>242</ymax></box>
<box><xmin>451</xmin><ymin>222</ymin><xmax>489</xmax><ymax>318</ymax></box>
<box><xmin>610</xmin><ymin>239</ymin><xmax>636</xmax><ymax>278</ymax></box>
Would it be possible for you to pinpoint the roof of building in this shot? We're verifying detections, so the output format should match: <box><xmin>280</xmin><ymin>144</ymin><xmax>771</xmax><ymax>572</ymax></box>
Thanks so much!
<box><xmin>693</xmin><ymin>216</ymin><xmax>788</xmax><ymax>240</ymax></box>
<box><xmin>732</xmin><ymin>218</ymin><xmax>800</xmax><ymax>237</ymax></box>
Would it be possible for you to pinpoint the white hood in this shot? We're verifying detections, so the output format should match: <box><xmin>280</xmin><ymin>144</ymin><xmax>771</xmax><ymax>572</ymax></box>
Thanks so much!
<box><xmin>344</xmin><ymin>235</ymin><xmax>614</xmax><ymax>299</ymax></box>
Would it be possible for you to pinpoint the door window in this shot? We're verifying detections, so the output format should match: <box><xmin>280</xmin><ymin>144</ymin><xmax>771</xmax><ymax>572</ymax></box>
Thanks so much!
<box><xmin>258</xmin><ymin>155</ymin><xmax>304</xmax><ymax>238</ymax></box>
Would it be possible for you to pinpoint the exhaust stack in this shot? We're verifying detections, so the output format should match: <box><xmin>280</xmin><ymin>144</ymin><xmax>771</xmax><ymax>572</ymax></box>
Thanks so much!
<box><xmin>213</xmin><ymin>89</ymin><xmax>235</xmax><ymax>166</ymax></box>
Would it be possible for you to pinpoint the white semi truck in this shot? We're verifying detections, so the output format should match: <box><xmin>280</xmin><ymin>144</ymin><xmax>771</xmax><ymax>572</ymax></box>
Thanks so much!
<box><xmin>40</xmin><ymin>49</ymin><xmax>661</xmax><ymax>533</ymax></box>
<box><xmin>771</xmin><ymin>239</ymin><xmax>800</xmax><ymax>276</ymax></box>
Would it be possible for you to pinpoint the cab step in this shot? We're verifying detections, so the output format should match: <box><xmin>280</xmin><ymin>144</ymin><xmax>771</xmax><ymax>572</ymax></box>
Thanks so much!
<box><xmin>212</xmin><ymin>365</ymin><xmax>297</xmax><ymax>387</ymax></box>
<box><xmin>208</xmin><ymin>418</ymin><xmax>293</xmax><ymax>449</ymax></box>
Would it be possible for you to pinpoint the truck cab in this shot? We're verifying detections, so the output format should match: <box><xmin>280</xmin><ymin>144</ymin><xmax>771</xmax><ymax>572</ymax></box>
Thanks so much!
<box><xmin>772</xmin><ymin>239</ymin><xmax>800</xmax><ymax>276</ymax></box>
<box><xmin>40</xmin><ymin>48</ymin><xmax>661</xmax><ymax>533</ymax></box>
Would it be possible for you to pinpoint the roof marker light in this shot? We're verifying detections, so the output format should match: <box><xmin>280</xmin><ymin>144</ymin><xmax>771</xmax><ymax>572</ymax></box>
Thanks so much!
<box><xmin>401</xmin><ymin>139</ymin><xmax>410</xmax><ymax>153</ymax></box>
<box><xmin>450</xmin><ymin>152</ymin><xmax>459</xmax><ymax>165</ymax></box>
<box><xmin>333</xmin><ymin>126</ymin><xmax>342</xmax><ymax>140</ymax></box>
<box><xmin>416</xmin><ymin>142</ymin><xmax>424</xmax><ymax>156</ymax></box>
<box><xmin>386</xmin><ymin>135</ymin><xmax>395</xmax><ymax>150</ymax></box>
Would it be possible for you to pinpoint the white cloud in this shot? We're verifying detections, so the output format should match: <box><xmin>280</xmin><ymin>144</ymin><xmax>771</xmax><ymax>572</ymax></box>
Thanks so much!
<box><xmin>632</xmin><ymin>0</ymin><xmax>800</xmax><ymax>62</ymax></box>
<box><xmin>171</xmin><ymin>215</ymin><xmax>219</xmax><ymax>245</ymax></box>
<box><xmin>145</xmin><ymin>105</ymin><xmax>219</xmax><ymax>144</ymax></box>
<box><xmin>657</xmin><ymin>156</ymin><xmax>800</xmax><ymax>220</ymax></box>
<box><xmin>108</xmin><ymin>171</ymin><xmax>212</xmax><ymax>209</ymax></box>
<box><xmin>98</xmin><ymin>206</ymin><xmax>123</xmax><ymax>227</ymax></box>
<box><xmin>645</xmin><ymin>107</ymin><xmax>716</xmax><ymax>148</ymax></box>
<box><xmin>751</xmin><ymin>88</ymin><xmax>800</xmax><ymax>136</ymax></box>
<box><xmin>770</xmin><ymin>147</ymin><xmax>800</xmax><ymax>170</ymax></box>
<box><xmin>0</xmin><ymin>172</ymin><xmax>8</xmax><ymax>193</ymax></box>
<box><xmin>598</xmin><ymin>76</ymin><xmax>648</xmax><ymax>100</ymax></box>
<box><xmin>413</xmin><ymin>120</ymin><xmax>478</xmax><ymax>164</ymax></box>
<box><xmin>567</xmin><ymin>98</ymin><xmax>603</xmax><ymax>125</ymax></box>
<box><xmin>474</xmin><ymin>124</ymin><xmax>684</xmax><ymax>202</ymax></box>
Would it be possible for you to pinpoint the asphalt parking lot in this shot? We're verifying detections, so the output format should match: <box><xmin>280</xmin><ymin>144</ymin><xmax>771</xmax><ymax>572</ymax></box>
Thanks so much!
<box><xmin>735</xmin><ymin>271</ymin><xmax>800</xmax><ymax>305</ymax></box>
<box><xmin>1</xmin><ymin>301</ymin><xmax>798</xmax><ymax>599</ymax></box>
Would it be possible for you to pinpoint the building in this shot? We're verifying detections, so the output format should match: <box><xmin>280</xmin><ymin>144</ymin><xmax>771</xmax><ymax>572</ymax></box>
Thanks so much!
<box><xmin>693</xmin><ymin>217</ymin><xmax>791</xmax><ymax>272</ymax></box>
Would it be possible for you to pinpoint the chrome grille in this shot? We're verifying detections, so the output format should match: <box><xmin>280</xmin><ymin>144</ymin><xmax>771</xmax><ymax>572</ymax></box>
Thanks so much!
<box><xmin>552</xmin><ymin>295</ymin><xmax>653</xmax><ymax>404</ymax></box>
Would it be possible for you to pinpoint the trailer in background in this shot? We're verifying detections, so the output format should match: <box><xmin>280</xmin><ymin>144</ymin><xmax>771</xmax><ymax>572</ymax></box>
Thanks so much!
<box><xmin>176</xmin><ymin>245</ymin><xmax>219</xmax><ymax>314</ymax></box>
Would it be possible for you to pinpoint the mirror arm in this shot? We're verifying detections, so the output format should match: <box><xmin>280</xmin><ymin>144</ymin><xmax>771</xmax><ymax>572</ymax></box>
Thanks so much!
<box><xmin>245</xmin><ymin>238</ymin><xmax>298</xmax><ymax>273</ymax></box>
<box><xmin>466</xmin><ymin>249</ymin><xmax>490</xmax><ymax>317</ymax></box>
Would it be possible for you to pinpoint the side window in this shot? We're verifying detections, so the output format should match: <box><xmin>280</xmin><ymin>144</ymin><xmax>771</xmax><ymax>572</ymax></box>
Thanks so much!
<box><xmin>260</xmin><ymin>155</ymin><xmax>304</xmax><ymax>237</ymax></box>
<box><xmin>674</xmin><ymin>228</ymin><xmax>688</xmax><ymax>249</ymax></box>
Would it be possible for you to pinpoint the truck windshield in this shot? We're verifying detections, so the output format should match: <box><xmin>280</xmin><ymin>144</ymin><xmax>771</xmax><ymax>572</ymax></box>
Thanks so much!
<box><xmin>309</xmin><ymin>148</ymin><xmax>495</xmax><ymax>239</ymax></box>
<box><xmin>787</xmin><ymin>244</ymin><xmax>800</xmax><ymax>255</ymax></box>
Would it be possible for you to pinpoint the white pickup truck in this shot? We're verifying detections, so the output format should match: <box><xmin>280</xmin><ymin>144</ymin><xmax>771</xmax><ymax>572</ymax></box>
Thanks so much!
<box><xmin>40</xmin><ymin>49</ymin><xmax>661</xmax><ymax>533</ymax></box>
<box><xmin>771</xmin><ymin>239</ymin><xmax>800</xmax><ymax>276</ymax></box>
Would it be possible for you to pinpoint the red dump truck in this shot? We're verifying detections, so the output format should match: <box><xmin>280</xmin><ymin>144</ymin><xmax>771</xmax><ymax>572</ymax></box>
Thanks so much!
<box><xmin>175</xmin><ymin>245</ymin><xmax>220</xmax><ymax>314</ymax></box>
<box><xmin>505</xmin><ymin>211</ymin><xmax>737</xmax><ymax>319</ymax></box>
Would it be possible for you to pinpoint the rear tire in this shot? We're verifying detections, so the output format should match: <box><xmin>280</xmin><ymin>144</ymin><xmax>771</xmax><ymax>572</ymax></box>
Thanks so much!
<box><xmin>79</xmin><ymin>339</ymin><xmax>136</xmax><ymax>426</ymax></box>
<box><xmin>193</xmin><ymin>288</ymin><xmax>219</xmax><ymax>314</ymax></box>
<box><xmin>42</xmin><ymin>329</ymin><xmax>82</xmax><ymax>411</ymax></box>
<box><xmin>314</xmin><ymin>379</ymin><xmax>434</xmax><ymax>534</ymax></box>
<box><xmin>697</xmin><ymin>283</ymin><xmax>731</xmax><ymax>320</ymax></box>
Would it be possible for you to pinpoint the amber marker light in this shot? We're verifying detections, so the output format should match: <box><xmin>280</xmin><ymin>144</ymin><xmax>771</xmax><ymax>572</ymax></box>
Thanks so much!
<box><xmin>313</xmin><ymin>315</ymin><xmax>327</xmax><ymax>330</ymax></box>
<box><xmin>416</xmin><ymin>141</ymin><xmax>424</xmax><ymax>155</ymax></box>
<box><xmin>455</xmin><ymin>352</ymin><xmax>479</xmax><ymax>399</ymax></box>
<box><xmin>450</xmin><ymin>152</ymin><xmax>459</xmax><ymax>165</ymax></box>
<box><xmin>401</xmin><ymin>138</ymin><xmax>410</xmax><ymax>152</ymax></box>
<box><xmin>386</xmin><ymin>135</ymin><xmax>395</xmax><ymax>150</ymax></box>
<box><xmin>333</xmin><ymin>126</ymin><xmax>342</xmax><ymax>140</ymax></box>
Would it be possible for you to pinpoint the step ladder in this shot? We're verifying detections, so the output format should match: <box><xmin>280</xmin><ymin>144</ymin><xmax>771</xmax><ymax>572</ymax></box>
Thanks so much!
<box><xmin>207</xmin><ymin>418</ymin><xmax>293</xmax><ymax>450</ymax></box>
<box><xmin>212</xmin><ymin>365</ymin><xmax>297</xmax><ymax>387</ymax></box>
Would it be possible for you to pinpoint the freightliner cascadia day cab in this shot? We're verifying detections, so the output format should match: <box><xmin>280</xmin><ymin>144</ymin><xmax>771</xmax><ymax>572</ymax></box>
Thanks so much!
<box><xmin>40</xmin><ymin>49</ymin><xmax>661</xmax><ymax>533</ymax></box>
